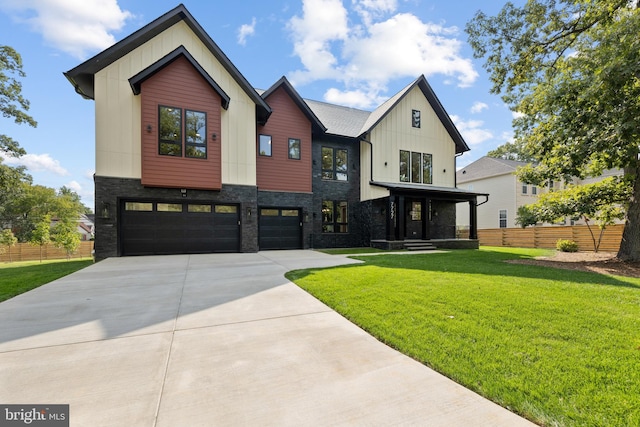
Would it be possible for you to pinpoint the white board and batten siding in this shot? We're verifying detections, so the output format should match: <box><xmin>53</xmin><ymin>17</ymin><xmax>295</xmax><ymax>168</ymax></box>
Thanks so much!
<box><xmin>94</xmin><ymin>21</ymin><xmax>258</xmax><ymax>186</ymax></box>
<box><xmin>361</xmin><ymin>86</ymin><xmax>457</xmax><ymax>202</ymax></box>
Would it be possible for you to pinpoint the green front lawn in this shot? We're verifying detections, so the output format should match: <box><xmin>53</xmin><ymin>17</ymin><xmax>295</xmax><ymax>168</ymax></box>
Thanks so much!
<box><xmin>0</xmin><ymin>258</ymin><xmax>94</xmax><ymax>302</ymax></box>
<box><xmin>287</xmin><ymin>247</ymin><xmax>640</xmax><ymax>427</ymax></box>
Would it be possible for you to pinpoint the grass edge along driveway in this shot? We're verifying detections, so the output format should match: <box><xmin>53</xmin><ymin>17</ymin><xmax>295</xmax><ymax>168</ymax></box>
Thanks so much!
<box><xmin>286</xmin><ymin>247</ymin><xmax>640</xmax><ymax>427</ymax></box>
<box><xmin>0</xmin><ymin>258</ymin><xmax>94</xmax><ymax>302</ymax></box>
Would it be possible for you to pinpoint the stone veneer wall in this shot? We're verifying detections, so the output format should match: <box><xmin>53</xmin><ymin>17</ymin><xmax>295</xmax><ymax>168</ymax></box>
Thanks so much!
<box><xmin>94</xmin><ymin>176</ymin><xmax>258</xmax><ymax>261</ymax></box>
<box><xmin>311</xmin><ymin>137</ymin><xmax>368</xmax><ymax>249</ymax></box>
<box><xmin>257</xmin><ymin>190</ymin><xmax>314</xmax><ymax>249</ymax></box>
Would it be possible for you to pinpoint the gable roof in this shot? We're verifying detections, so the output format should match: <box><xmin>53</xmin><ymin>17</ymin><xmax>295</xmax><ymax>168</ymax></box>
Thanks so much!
<box><xmin>457</xmin><ymin>156</ymin><xmax>529</xmax><ymax>183</ymax></box>
<box><xmin>129</xmin><ymin>45</ymin><xmax>230</xmax><ymax>109</ymax></box>
<box><xmin>64</xmin><ymin>3</ymin><xmax>271</xmax><ymax>123</ymax></box>
<box><xmin>260</xmin><ymin>77</ymin><xmax>327</xmax><ymax>134</ymax></box>
<box><xmin>360</xmin><ymin>75</ymin><xmax>469</xmax><ymax>154</ymax></box>
<box><xmin>302</xmin><ymin>75</ymin><xmax>469</xmax><ymax>153</ymax></box>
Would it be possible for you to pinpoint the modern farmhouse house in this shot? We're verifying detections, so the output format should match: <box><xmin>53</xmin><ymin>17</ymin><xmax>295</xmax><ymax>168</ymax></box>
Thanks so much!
<box><xmin>65</xmin><ymin>4</ymin><xmax>483</xmax><ymax>260</ymax></box>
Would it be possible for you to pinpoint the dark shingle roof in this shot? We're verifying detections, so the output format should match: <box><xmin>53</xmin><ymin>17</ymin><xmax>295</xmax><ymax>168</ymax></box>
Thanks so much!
<box><xmin>303</xmin><ymin>99</ymin><xmax>371</xmax><ymax>138</ymax></box>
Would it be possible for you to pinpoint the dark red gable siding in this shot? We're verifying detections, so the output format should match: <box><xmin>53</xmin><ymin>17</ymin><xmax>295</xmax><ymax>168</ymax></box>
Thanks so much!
<box><xmin>257</xmin><ymin>86</ymin><xmax>312</xmax><ymax>192</ymax></box>
<box><xmin>140</xmin><ymin>56</ymin><xmax>222</xmax><ymax>190</ymax></box>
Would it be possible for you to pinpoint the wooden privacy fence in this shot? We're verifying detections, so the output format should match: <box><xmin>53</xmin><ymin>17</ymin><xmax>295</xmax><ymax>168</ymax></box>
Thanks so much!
<box><xmin>477</xmin><ymin>224</ymin><xmax>625</xmax><ymax>252</ymax></box>
<box><xmin>0</xmin><ymin>241</ymin><xmax>94</xmax><ymax>263</ymax></box>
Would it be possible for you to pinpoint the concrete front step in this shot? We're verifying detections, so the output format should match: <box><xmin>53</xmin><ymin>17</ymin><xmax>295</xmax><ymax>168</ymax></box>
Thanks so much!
<box><xmin>404</xmin><ymin>242</ymin><xmax>437</xmax><ymax>251</ymax></box>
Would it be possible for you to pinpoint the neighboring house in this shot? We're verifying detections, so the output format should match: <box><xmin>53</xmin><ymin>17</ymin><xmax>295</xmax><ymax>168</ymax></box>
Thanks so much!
<box><xmin>65</xmin><ymin>4</ymin><xmax>483</xmax><ymax>260</ymax></box>
<box><xmin>456</xmin><ymin>156</ymin><xmax>622</xmax><ymax>229</ymax></box>
<box><xmin>77</xmin><ymin>214</ymin><xmax>95</xmax><ymax>241</ymax></box>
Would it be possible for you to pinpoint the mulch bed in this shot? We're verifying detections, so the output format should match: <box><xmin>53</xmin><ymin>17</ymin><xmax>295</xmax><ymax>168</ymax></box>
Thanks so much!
<box><xmin>506</xmin><ymin>251</ymin><xmax>640</xmax><ymax>278</ymax></box>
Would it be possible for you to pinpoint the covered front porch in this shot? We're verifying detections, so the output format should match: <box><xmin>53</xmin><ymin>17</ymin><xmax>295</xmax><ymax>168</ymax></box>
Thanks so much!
<box><xmin>367</xmin><ymin>182</ymin><xmax>488</xmax><ymax>250</ymax></box>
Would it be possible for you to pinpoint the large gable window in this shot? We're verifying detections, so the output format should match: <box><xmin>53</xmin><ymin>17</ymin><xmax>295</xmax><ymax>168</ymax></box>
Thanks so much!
<box><xmin>400</xmin><ymin>150</ymin><xmax>432</xmax><ymax>184</ymax></box>
<box><xmin>159</xmin><ymin>106</ymin><xmax>207</xmax><ymax>159</ymax></box>
<box><xmin>185</xmin><ymin>110</ymin><xmax>207</xmax><ymax>158</ymax></box>
<box><xmin>159</xmin><ymin>106</ymin><xmax>182</xmax><ymax>156</ymax></box>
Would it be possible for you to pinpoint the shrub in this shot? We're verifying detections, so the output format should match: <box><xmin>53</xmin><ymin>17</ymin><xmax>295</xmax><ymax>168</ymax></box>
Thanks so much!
<box><xmin>556</xmin><ymin>239</ymin><xmax>579</xmax><ymax>252</ymax></box>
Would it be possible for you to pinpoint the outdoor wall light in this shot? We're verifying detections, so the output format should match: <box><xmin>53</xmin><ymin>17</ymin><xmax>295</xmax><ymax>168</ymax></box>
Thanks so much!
<box><xmin>246</xmin><ymin>207</ymin><xmax>252</xmax><ymax>217</ymax></box>
<box><xmin>101</xmin><ymin>202</ymin><xmax>111</xmax><ymax>219</ymax></box>
<box><xmin>180</xmin><ymin>188</ymin><xmax>187</xmax><ymax>198</ymax></box>
<box><xmin>211</xmin><ymin>133</ymin><xmax>217</xmax><ymax>141</ymax></box>
<box><xmin>146</xmin><ymin>124</ymin><xmax>152</xmax><ymax>133</ymax></box>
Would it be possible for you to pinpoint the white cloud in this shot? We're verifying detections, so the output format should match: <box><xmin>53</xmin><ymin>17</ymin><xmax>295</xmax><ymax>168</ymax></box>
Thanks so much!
<box><xmin>287</xmin><ymin>0</ymin><xmax>477</xmax><ymax>108</ymax></box>
<box><xmin>0</xmin><ymin>0</ymin><xmax>133</xmax><ymax>59</ymax></box>
<box><xmin>512</xmin><ymin>111</ymin><xmax>525</xmax><ymax>119</ymax></box>
<box><xmin>470</xmin><ymin>101</ymin><xmax>488</xmax><ymax>114</ymax></box>
<box><xmin>1</xmin><ymin>152</ymin><xmax>69</xmax><ymax>175</ymax></box>
<box><xmin>324</xmin><ymin>87</ymin><xmax>384</xmax><ymax>109</ymax></box>
<box><xmin>287</xmin><ymin>0</ymin><xmax>350</xmax><ymax>84</ymax></box>
<box><xmin>450</xmin><ymin>115</ymin><xmax>494</xmax><ymax>146</ymax></box>
<box><xmin>237</xmin><ymin>17</ymin><xmax>256</xmax><ymax>46</ymax></box>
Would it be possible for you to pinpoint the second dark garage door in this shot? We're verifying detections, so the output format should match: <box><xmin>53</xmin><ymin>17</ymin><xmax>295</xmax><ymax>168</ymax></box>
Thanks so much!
<box><xmin>121</xmin><ymin>201</ymin><xmax>240</xmax><ymax>256</ymax></box>
<box><xmin>259</xmin><ymin>208</ymin><xmax>302</xmax><ymax>250</ymax></box>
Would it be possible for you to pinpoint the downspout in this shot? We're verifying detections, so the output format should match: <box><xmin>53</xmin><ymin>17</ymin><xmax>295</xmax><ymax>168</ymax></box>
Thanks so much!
<box><xmin>360</xmin><ymin>136</ymin><xmax>375</xmax><ymax>183</ymax></box>
<box><xmin>455</xmin><ymin>152</ymin><xmax>463</xmax><ymax>188</ymax></box>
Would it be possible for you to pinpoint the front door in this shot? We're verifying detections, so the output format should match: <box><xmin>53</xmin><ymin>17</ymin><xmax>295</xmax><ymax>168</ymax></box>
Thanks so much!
<box><xmin>405</xmin><ymin>199</ymin><xmax>427</xmax><ymax>240</ymax></box>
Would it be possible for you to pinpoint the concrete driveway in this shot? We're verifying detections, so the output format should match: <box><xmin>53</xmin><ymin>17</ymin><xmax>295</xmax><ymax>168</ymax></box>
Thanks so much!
<box><xmin>0</xmin><ymin>251</ymin><xmax>536</xmax><ymax>426</ymax></box>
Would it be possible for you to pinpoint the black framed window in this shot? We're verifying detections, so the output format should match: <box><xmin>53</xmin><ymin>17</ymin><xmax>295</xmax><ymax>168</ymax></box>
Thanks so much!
<box><xmin>159</xmin><ymin>106</ymin><xmax>182</xmax><ymax>156</ymax></box>
<box><xmin>185</xmin><ymin>110</ymin><xmax>207</xmax><ymax>158</ymax></box>
<box><xmin>288</xmin><ymin>138</ymin><xmax>301</xmax><ymax>159</ymax></box>
<box><xmin>412</xmin><ymin>109</ymin><xmax>421</xmax><ymax>128</ymax></box>
<box><xmin>422</xmin><ymin>153</ymin><xmax>432</xmax><ymax>184</ymax></box>
<box><xmin>159</xmin><ymin>106</ymin><xmax>207</xmax><ymax>159</ymax></box>
<box><xmin>322</xmin><ymin>200</ymin><xmax>348</xmax><ymax>233</ymax></box>
<box><xmin>400</xmin><ymin>150</ymin><xmax>410</xmax><ymax>182</ymax></box>
<box><xmin>259</xmin><ymin>134</ymin><xmax>272</xmax><ymax>156</ymax></box>
<box><xmin>322</xmin><ymin>147</ymin><xmax>348</xmax><ymax>181</ymax></box>
<box><xmin>400</xmin><ymin>149</ymin><xmax>432</xmax><ymax>183</ymax></box>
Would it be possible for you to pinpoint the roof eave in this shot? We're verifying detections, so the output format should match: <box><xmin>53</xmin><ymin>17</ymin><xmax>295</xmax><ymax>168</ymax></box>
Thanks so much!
<box><xmin>63</xmin><ymin>3</ymin><xmax>271</xmax><ymax>120</ymax></box>
<box><xmin>261</xmin><ymin>77</ymin><xmax>327</xmax><ymax>132</ymax></box>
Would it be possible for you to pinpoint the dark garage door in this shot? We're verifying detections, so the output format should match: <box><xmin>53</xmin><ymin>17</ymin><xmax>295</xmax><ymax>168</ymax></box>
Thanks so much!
<box><xmin>259</xmin><ymin>208</ymin><xmax>302</xmax><ymax>250</ymax></box>
<box><xmin>121</xmin><ymin>201</ymin><xmax>240</xmax><ymax>256</ymax></box>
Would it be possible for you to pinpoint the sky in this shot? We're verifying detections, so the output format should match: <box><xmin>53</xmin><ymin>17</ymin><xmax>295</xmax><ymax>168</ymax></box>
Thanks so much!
<box><xmin>0</xmin><ymin>0</ymin><xmax>523</xmax><ymax>210</ymax></box>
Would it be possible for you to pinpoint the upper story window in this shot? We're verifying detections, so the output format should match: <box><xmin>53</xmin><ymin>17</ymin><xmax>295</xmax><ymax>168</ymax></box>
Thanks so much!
<box><xmin>532</xmin><ymin>185</ymin><xmax>537</xmax><ymax>195</ymax></box>
<box><xmin>412</xmin><ymin>109</ymin><xmax>421</xmax><ymax>128</ymax></box>
<box><xmin>522</xmin><ymin>183</ymin><xmax>528</xmax><ymax>194</ymax></box>
<box><xmin>322</xmin><ymin>147</ymin><xmax>347</xmax><ymax>181</ymax></box>
<box><xmin>400</xmin><ymin>150</ymin><xmax>432</xmax><ymax>184</ymax></box>
<box><xmin>159</xmin><ymin>106</ymin><xmax>207</xmax><ymax>159</ymax></box>
<box><xmin>288</xmin><ymin>138</ymin><xmax>301</xmax><ymax>160</ymax></box>
<box><xmin>185</xmin><ymin>110</ymin><xmax>207</xmax><ymax>158</ymax></box>
<box><xmin>259</xmin><ymin>134</ymin><xmax>272</xmax><ymax>156</ymax></box>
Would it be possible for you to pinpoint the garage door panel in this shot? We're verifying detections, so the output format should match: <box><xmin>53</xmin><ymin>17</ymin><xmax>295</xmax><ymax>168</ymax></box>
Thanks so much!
<box><xmin>121</xmin><ymin>201</ymin><xmax>240</xmax><ymax>256</ymax></box>
<box><xmin>259</xmin><ymin>208</ymin><xmax>302</xmax><ymax>250</ymax></box>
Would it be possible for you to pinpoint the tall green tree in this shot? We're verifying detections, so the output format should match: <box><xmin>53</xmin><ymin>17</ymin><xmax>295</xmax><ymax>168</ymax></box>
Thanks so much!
<box><xmin>487</xmin><ymin>141</ymin><xmax>537</xmax><ymax>163</ymax></box>
<box><xmin>1</xmin><ymin>45</ymin><xmax>37</xmax><ymax>156</ymax></box>
<box><xmin>467</xmin><ymin>0</ymin><xmax>640</xmax><ymax>260</ymax></box>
